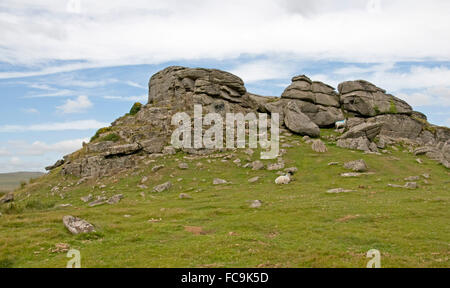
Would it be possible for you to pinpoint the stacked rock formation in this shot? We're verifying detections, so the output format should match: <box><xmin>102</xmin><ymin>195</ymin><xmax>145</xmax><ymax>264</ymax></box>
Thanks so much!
<box><xmin>45</xmin><ymin>65</ymin><xmax>449</xmax><ymax>178</ymax></box>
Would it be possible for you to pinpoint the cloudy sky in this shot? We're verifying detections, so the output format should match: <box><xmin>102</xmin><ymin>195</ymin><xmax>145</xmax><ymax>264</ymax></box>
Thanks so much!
<box><xmin>0</xmin><ymin>0</ymin><xmax>449</xmax><ymax>172</ymax></box>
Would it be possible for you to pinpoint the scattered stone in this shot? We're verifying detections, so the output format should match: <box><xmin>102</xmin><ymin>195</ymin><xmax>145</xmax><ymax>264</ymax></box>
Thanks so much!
<box><xmin>284</xmin><ymin>167</ymin><xmax>298</xmax><ymax>175</ymax></box>
<box><xmin>404</xmin><ymin>176</ymin><xmax>420</xmax><ymax>181</ymax></box>
<box><xmin>179</xmin><ymin>193</ymin><xmax>192</xmax><ymax>199</ymax></box>
<box><xmin>137</xmin><ymin>184</ymin><xmax>148</xmax><ymax>189</ymax></box>
<box><xmin>388</xmin><ymin>182</ymin><xmax>419</xmax><ymax>189</ymax></box>
<box><xmin>163</xmin><ymin>146</ymin><xmax>176</xmax><ymax>155</ymax></box>
<box><xmin>148</xmin><ymin>218</ymin><xmax>162</xmax><ymax>223</ymax></box>
<box><xmin>141</xmin><ymin>176</ymin><xmax>149</xmax><ymax>183</ymax></box>
<box><xmin>311</xmin><ymin>139</ymin><xmax>327</xmax><ymax>153</ymax></box>
<box><xmin>422</xmin><ymin>173</ymin><xmax>430</xmax><ymax>179</ymax></box>
<box><xmin>62</xmin><ymin>215</ymin><xmax>95</xmax><ymax>235</ymax></box>
<box><xmin>213</xmin><ymin>178</ymin><xmax>228</xmax><ymax>185</ymax></box>
<box><xmin>248</xmin><ymin>176</ymin><xmax>260</xmax><ymax>183</ymax></box>
<box><xmin>251</xmin><ymin>160</ymin><xmax>264</xmax><ymax>170</ymax></box>
<box><xmin>405</xmin><ymin>182</ymin><xmax>418</xmax><ymax>189</ymax></box>
<box><xmin>244</xmin><ymin>149</ymin><xmax>254</xmax><ymax>156</ymax></box>
<box><xmin>178</xmin><ymin>163</ymin><xmax>189</xmax><ymax>170</ymax></box>
<box><xmin>0</xmin><ymin>192</ymin><xmax>14</xmax><ymax>204</ymax></box>
<box><xmin>340</xmin><ymin>172</ymin><xmax>374</xmax><ymax>177</ymax></box>
<box><xmin>267</xmin><ymin>162</ymin><xmax>285</xmax><ymax>171</ymax></box>
<box><xmin>80</xmin><ymin>194</ymin><xmax>93</xmax><ymax>203</ymax></box>
<box><xmin>107</xmin><ymin>194</ymin><xmax>123</xmax><ymax>204</ymax></box>
<box><xmin>327</xmin><ymin>188</ymin><xmax>354</xmax><ymax>194</ymax></box>
<box><xmin>416</xmin><ymin>158</ymin><xmax>423</xmax><ymax>164</ymax></box>
<box><xmin>153</xmin><ymin>181</ymin><xmax>172</xmax><ymax>193</ymax></box>
<box><xmin>250</xmin><ymin>200</ymin><xmax>262</xmax><ymax>208</ymax></box>
<box><xmin>343</xmin><ymin>159</ymin><xmax>368</xmax><ymax>172</ymax></box>
<box><xmin>88</xmin><ymin>197</ymin><xmax>107</xmax><ymax>207</ymax></box>
<box><xmin>124</xmin><ymin>214</ymin><xmax>132</xmax><ymax>218</ymax></box>
<box><xmin>50</xmin><ymin>243</ymin><xmax>70</xmax><ymax>253</ymax></box>
<box><xmin>151</xmin><ymin>165</ymin><xmax>165</xmax><ymax>172</ymax></box>
<box><xmin>275</xmin><ymin>175</ymin><xmax>291</xmax><ymax>184</ymax></box>
<box><xmin>57</xmin><ymin>204</ymin><xmax>72</xmax><ymax>208</ymax></box>
<box><xmin>233</xmin><ymin>159</ymin><xmax>241</xmax><ymax>165</ymax></box>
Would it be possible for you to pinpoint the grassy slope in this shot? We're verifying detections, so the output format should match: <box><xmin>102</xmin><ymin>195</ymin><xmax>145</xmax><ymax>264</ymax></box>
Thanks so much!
<box><xmin>0</xmin><ymin>172</ymin><xmax>45</xmax><ymax>193</ymax></box>
<box><xmin>0</xmin><ymin>130</ymin><xmax>449</xmax><ymax>268</ymax></box>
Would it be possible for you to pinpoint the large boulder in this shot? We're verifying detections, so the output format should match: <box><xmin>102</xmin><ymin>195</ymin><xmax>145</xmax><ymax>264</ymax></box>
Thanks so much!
<box><xmin>338</xmin><ymin>80</ymin><xmax>412</xmax><ymax>117</ymax></box>
<box><xmin>282</xmin><ymin>75</ymin><xmax>340</xmax><ymax>107</ymax></box>
<box><xmin>148</xmin><ymin>66</ymin><xmax>248</xmax><ymax>115</ymax></box>
<box><xmin>368</xmin><ymin>114</ymin><xmax>423</xmax><ymax>140</ymax></box>
<box><xmin>340</xmin><ymin>122</ymin><xmax>382</xmax><ymax>141</ymax></box>
<box><xmin>283</xmin><ymin>101</ymin><xmax>320</xmax><ymax>137</ymax></box>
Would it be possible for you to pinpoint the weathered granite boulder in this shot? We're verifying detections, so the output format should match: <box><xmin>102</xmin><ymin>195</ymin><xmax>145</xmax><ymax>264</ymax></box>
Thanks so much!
<box><xmin>283</xmin><ymin>101</ymin><xmax>320</xmax><ymax>137</ymax></box>
<box><xmin>338</xmin><ymin>80</ymin><xmax>412</xmax><ymax>117</ymax></box>
<box><xmin>340</xmin><ymin>122</ymin><xmax>382</xmax><ymax>142</ymax></box>
<box><xmin>63</xmin><ymin>215</ymin><xmax>95</xmax><ymax>234</ymax></box>
<box><xmin>282</xmin><ymin>75</ymin><xmax>340</xmax><ymax>107</ymax></box>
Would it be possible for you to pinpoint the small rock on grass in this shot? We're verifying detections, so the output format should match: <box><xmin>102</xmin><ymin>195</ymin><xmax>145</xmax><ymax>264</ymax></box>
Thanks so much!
<box><xmin>213</xmin><ymin>178</ymin><xmax>228</xmax><ymax>185</ymax></box>
<box><xmin>248</xmin><ymin>176</ymin><xmax>260</xmax><ymax>183</ymax></box>
<box><xmin>404</xmin><ymin>176</ymin><xmax>420</xmax><ymax>181</ymax></box>
<box><xmin>80</xmin><ymin>194</ymin><xmax>93</xmax><ymax>203</ymax></box>
<box><xmin>151</xmin><ymin>165</ymin><xmax>164</xmax><ymax>172</ymax></box>
<box><xmin>153</xmin><ymin>181</ymin><xmax>172</xmax><ymax>192</ymax></box>
<box><xmin>63</xmin><ymin>215</ymin><xmax>95</xmax><ymax>235</ymax></box>
<box><xmin>327</xmin><ymin>188</ymin><xmax>354</xmax><ymax>194</ymax></box>
<box><xmin>343</xmin><ymin>159</ymin><xmax>368</xmax><ymax>172</ymax></box>
<box><xmin>250</xmin><ymin>200</ymin><xmax>262</xmax><ymax>208</ymax></box>
<box><xmin>311</xmin><ymin>139</ymin><xmax>327</xmax><ymax>153</ymax></box>
<box><xmin>178</xmin><ymin>163</ymin><xmax>189</xmax><ymax>170</ymax></box>
<box><xmin>179</xmin><ymin>193</ymin><xmax>192</xmax><ymax>199</ymax></box>
<box><xmin>107</xmin><ymin>194</ymin><xmax>123</xmax><ymax>204</ymax></box>
<box><xmin>251</xmin><ymin>161</ymin><xmax>264</xmax><ymax>170</ymax></box>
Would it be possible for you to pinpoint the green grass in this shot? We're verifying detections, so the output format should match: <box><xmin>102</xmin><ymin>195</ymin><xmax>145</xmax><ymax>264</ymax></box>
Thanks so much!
<box><xmin>0</xmin><ymin>131</ymin><xmax>449</xmax><ymax>268</ymax></box>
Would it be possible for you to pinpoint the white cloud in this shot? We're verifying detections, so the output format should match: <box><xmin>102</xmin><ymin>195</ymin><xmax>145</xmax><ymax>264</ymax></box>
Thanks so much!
<box><xmin>103</xmin><ymin>95</ymin><xmax>147</xmax><ymax>102</ymax></box>
<box><xmin>1</xmin><ymin>0</ymin><xmax>450</xmax><ymax>78</ymax></box>
<box><xmin>0</xmin><ymin>119</ymin><xmax>108</xmax><ymax>132</ymax></box>
<box><xmin>230</xmin><ymin>60</ymin><xmax>295</xmax><ymax>83</ymax></box>
<box><xmin>124</xmin><ymin>81</ymin><xmax>146</xmax><ymax>89</ymax></box>
<box><xmin>56</xmin><ymin>95</ymin><xmax>92</xmax><ymax>113</ymax></box>
<box><xmin>26</xmin><ymin>89</ymin><xmax>74</xmax><ymax>98</ymax></box>
<box><xmin>13</xmin><ymin>138</ymin><xmax>88</xmax><ymax>156</ymax></box>
<box><xmin>0</xmin><ymin>147</ymin><xmax>10</xmax><ymax>156</ymax></box>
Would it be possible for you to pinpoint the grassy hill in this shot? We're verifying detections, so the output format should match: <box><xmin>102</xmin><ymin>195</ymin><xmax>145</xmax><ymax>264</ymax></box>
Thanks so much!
<box><xmin>0</xmin><ymin>172</ymin><xmax>45</xmax><ymax>194</ymax></box>
<box><xmin>0</xmin><ymin>130</ymin><xmax>448</xmax><ymax>268</ymax></box>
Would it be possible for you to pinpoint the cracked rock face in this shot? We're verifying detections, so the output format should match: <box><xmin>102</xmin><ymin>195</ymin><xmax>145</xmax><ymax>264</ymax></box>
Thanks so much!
<box><xmin>338</xmin><ymin>80</ymin><xmax>412</xmax><ymax>117</ymax></box>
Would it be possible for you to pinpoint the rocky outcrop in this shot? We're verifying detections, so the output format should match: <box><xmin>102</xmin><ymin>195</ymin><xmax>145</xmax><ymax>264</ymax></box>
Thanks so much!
<box><xmin>338</xmin><ymin>80</ymin><xmax>412</xmax><ymax>117</ymax></box>
<box><xmin>50</xmin><ymin>66</ymin><xmax>449</xmax><ymax>178</ymax></box>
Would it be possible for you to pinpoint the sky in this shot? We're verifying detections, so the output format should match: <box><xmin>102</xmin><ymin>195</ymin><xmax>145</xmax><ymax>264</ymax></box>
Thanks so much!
<box><xmin>0</xmin><ymin>0</ymin><xmax>449</xmax><ymax>172</ymax></box>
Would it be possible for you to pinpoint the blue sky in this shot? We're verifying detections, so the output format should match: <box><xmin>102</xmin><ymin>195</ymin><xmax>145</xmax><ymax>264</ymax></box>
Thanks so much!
<box><xmin>0</xmin><ymin>0</ymin><xmax>449</xmax><ymax>172</ymax></box>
